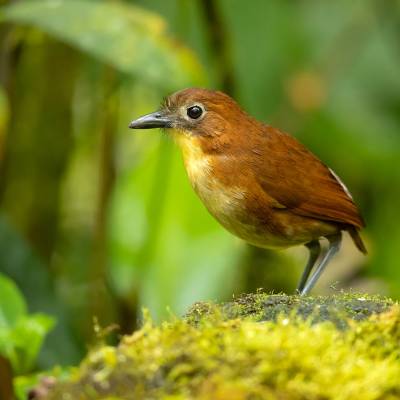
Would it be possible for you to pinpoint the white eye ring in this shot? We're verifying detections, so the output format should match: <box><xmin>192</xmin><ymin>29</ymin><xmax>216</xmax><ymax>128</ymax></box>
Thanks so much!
<box><xmin>184</xmin><ymin>103</ymin><xmax>206</xmax><ymax>121</ymax></box>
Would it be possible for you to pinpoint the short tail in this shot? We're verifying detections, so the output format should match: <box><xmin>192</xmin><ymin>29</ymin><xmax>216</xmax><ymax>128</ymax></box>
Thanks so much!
<box><xmin>348</xmin><ymin>227</ymin><xmax>367</xmax><ymax>254</ymax></box>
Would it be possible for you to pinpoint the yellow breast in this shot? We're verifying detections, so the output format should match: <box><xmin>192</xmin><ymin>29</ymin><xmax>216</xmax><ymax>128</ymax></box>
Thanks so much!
<box><xmin>173</xmin><ymin>130</ymin><xmax>247</xmax><ymax>229</ymax></box>
<box><xmin>174</xmin><ymin>132</ymin><xmax>212</xmax><ymax>185</ymax></box>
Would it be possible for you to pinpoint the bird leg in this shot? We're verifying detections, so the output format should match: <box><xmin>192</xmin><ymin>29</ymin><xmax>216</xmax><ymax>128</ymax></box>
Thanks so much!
<box><xmin>296</xmin><ymin>240</ymin><xmax>322</xmax><ymax>294</ymax></box>
<box><xmin>300</xmin><ymin>233</ymin><xmax>342</xmax><ymax>296</ymax></box>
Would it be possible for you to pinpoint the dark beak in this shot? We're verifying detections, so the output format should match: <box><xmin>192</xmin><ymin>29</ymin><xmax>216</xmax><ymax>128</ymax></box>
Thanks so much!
<box><xmin>128</xmin><ymin>111</ymin><xmax>172</xmax><ymax>129</ymax></box>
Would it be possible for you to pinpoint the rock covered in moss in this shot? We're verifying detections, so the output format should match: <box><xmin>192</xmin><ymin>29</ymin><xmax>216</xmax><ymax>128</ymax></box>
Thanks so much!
<box><xmin>186</xmin><ymin>292</ymin><xmax>394</xmax><ymax>329</ymax></box>
<box><xmin>43</xmin><ymin>293</ymin><xmax>400</xmax><ymax>400</ymax></box>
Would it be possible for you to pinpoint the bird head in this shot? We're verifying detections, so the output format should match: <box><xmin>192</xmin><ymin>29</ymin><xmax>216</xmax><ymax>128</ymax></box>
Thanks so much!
<box><xmin>129</xmin><ymin>88</ymin><xmax>258</xmax><ymax>153</ymax></box>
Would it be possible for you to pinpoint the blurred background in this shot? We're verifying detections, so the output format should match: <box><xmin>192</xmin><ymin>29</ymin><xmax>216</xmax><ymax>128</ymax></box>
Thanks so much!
<box><xmin>0</xmin><ymin>0</ymin><xmax>399</xmax><ymax>378</ymax></box>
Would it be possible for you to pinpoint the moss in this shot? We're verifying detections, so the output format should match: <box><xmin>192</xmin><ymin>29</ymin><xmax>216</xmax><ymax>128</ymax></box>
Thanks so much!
<box><xmin>186</xmin><ymin>292</ymin><xmax>394</xmax><ymax>329</ymax></box>
<box><xmin>45</xmin><ymin>293</ymin><xmax>400</xmax><ymax>400</ymax></box>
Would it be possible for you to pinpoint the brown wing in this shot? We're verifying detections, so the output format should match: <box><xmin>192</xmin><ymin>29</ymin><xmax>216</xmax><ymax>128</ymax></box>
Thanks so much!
<box><xmin>253</xmin><ymin>126</ymin><xmax>365</xmax><ymax>229</ymax></box>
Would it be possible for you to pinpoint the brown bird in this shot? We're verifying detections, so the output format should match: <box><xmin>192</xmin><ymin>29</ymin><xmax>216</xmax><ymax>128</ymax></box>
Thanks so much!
<box><xmin>129</xmin><ymin>88</ymin><xmax>366</xmax><ymax>295</ymax></box>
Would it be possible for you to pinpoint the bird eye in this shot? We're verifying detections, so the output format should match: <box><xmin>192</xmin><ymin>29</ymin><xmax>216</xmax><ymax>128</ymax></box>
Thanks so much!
<box><xmin>187</xmin><ymin>105</ymin><xmax>203</xmax><ymax>119</ymax></box>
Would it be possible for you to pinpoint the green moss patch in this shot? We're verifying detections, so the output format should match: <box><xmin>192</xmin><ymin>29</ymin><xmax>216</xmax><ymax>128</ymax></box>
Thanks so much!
<box><xmin>44</xmin><ymin>293</ymin><xmax>400</xmax><ymax>400</ymax></box>
<box><xmin>186</xmin><ymin>292</ymin><xmax>394</xmax><ymax>329</ymax></box>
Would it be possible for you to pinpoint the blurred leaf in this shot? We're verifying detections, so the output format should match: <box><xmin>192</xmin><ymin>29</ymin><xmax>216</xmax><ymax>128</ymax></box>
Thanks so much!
<box><xmin>0</xmin><ymin>273</ymin><xmax>26</xmax><ymax>329</ymax></box>
<box><xmin>0</xmin><ymin>274</ymin><xmax>55</xmax><ymax>374</ymax></box>
<box><xmin>7</xmin><ymin>314</ymin><xmax>54</xmax><ymax>373</ymax></box>
<box><xmin>0</xmin><ymin>0</ymin><xmax>205</xmax><ymax>90</ymax></box>
<box><xmin>0</xmin><ymin>85</ymin><xmax>9</xmax><ymax>131</ymax></box>
<box><xmin>0</xmin><ymin>215</ymin><xmax>81</xmax><ymax>367</ymax></box>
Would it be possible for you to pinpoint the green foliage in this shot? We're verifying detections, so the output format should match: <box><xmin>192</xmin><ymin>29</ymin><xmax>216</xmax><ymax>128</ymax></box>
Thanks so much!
<box><xmin>0</xmin><ymin>273</ymin><xmax>54</xmax><ymax>374</ymax></box>
<box><xmin>0</xmin><ymin>0</ymin><xmax>205</xmax><ymax>90</ymax></box>
<box><xmin>44</xmin><ymin>293</ymin><xmax>400</xmax><ymax>399</ymax></box>
<box><xmin>0</xmin><ymin>215</ymin><xmax>80</xmax><ymax>367</ymax></box>
<box><xmin>0</xmin><ymin>273</ymin><xmax>26</xmax><ymax>327</ymax></box>
<box><xmin>0</xmin><ymin>85</ymin><xmax>9</xmax><ymax>131</ymax></box>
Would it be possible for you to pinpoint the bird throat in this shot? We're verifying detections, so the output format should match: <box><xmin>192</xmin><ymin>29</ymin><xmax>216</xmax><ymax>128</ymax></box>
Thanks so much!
<box><xmin>171</xmin><ymin>129</ymin><xmax>212</xmax><ymax>186</ymax></box>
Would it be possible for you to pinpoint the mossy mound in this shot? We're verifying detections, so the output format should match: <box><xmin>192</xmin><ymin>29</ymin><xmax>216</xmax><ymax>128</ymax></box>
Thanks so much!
<box><xmin>44</xmin><ymin>293</ymin><xmax>400</xmax><ymax>400</ymax></box>
<box><xmin>186</xmin><ymin>292</ymin><xmax>394</xmax><ymax>329</ymax></box>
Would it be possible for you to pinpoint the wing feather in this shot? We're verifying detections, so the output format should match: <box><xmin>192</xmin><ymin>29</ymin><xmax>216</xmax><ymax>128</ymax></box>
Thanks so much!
<box><xmin>253</xmin><ymin>127</ymin><xmax>365</xmax><ymax>229</ymax></box>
